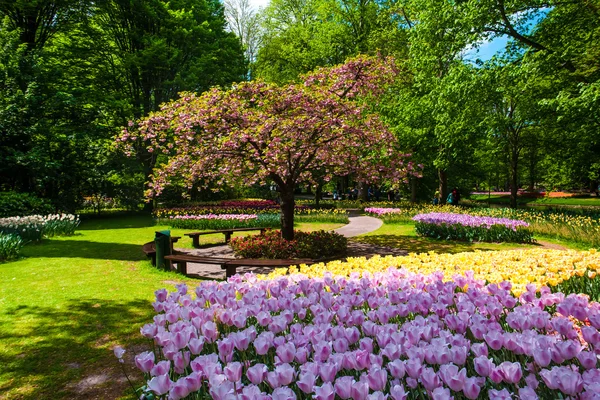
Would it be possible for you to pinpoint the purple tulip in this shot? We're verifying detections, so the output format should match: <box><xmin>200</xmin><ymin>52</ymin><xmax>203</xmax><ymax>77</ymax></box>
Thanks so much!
<box><xmin>334</xmin><ymin>376</ymin><xmax>354</xmax><ymax>399</ymax></box>
<box><xmin>488</xmin><ymin>388</ymin><xmax>512</xmax><ymax>400</ymax></box>
<box><xmin>169</xmin><ymin>378</ymin><xmax>190</xmax><ymax>400</ymax></box>
<box><xmin>297</xmin><ymin>371</ymin><xmax>316</xmax><ymax>394</ymax></box>
<box><xmin>484</xmin><ymin>330</ymin><xmax>504</xmax><ymax>351</ymax></box>
<box><xmin>518</xmin><ymin>386</ymin><xmax>538</xmax><ymax>400</ymax></box>
<box><xmin>473</xmin><ymin>356</ymin><xmax>493</xmax><ymax>377</ymax></box>
<box><xmin>275</xmin><ymin>363</ymin><xmax>296</xmax><ymax>386</ymax></box>
<box><xmin>351</xmin><ymin>380</ymin><xmax>370</xmax><ymax>400</ymax></box>
<box><xmin>223</xmin><ymin>361</ymin><xmax>242</xmax><ymax>382</ymax></box>
<box><xmin>209</xmin><ymin>380</ymin><xmax>235</xmax><ymax>400</ymax></box>
<box><xmin>184</xmin><ymin>372</ymin><xmax>202</xmax><ymax>393</ymax></box>
<box><xmin>367</xmin><ymin>367</ymin><xmax>388</xmax><ymax>391</ymax></box>
<box><xmin>498</xmin><ymin>361</ymin><xmax>522</xmax><ymax>384</ymax></box>
<box><xmin>431</xmin><ymin>387</ymin><xmax>452</xmax><ymax>400</ymax></box>
<box><xmin>319</xmin><ymin>362</ymin><xmax>338</xmax><ymax>383</ymax></box>
<box><xmin>147</xmin><ymin>374</ymin><xmax>171</xmax><ymax>395</ymax></box>
<box><xmin>272</xmin><ymin>387</ymin><xmax>297</xmax><ymax>400</ymax></box>
<box><xmin>420</xmin><ymin>367</ymin><xmax>441</xmax><ymax>391</ymax></box>
<box><xmin>150</xmin><ymin>360</ymin><xmax>171</xmax><ymax>377</ymax></box>
<box><xmin>463</xmin><ymin>377</ymin><xmax>481</xmax><ymax>399</ymax></box>
<box><xmin>134</xmin><ymin>351</ymin><xmax>154</xmax><ymax>373</ymax></box>
<box><xmin>388</xmin><ymin>359</ymin><xmax>406</xmax><ymax>379</ymax></box>
<box><xmin>439</xmin><ymin>363</ymin><xmax>466</xmax><ymax>392</ymax></box>
<box><xmin>390</xmin><ymin>384</ymin><xmax>408</xmax><ymax>400</ymax></box>
<box><xmin>314</xmin><ymin>382</ymin><xmax>335</xmax><ymax>400</ymax></box>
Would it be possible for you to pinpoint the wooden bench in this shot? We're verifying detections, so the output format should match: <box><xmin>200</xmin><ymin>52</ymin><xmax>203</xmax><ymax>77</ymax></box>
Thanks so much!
<box><xmin>164</xmin><ymin>255</ymin><xmax>232</xmax><ymax>275</ymax></box>
<box><xmin>141</xmin><ymin>236</ymin><xmax>181</xmax><ymax>266</ymax></box>
<box><xmin>185</xmin><ymin>227</ymin><xmax>267</xmax><ymax>247</ymax></box>
<box><xmin>162</xmin><ymin>254</ymin><xmax>317</xmax><ymax>278</ymax></box>
<box><xmin>222</xmin><ymin>258</ymin><xmax>315</xmax><ymax>278</ymax></box>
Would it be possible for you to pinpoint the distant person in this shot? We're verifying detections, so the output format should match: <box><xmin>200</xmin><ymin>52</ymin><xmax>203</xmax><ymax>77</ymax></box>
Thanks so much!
<box><xmin>450</xmin><ymin>188</ymin><xmax>460</xmax><ymax>205</ymax></box>
<box><xmin>388</xmin><ymin>189</ymin><xmax>395</xmax><ymax>201</ymax></box>
<box><xmin>433</xmin><ymin>191</ymin><xmax>440</xmax><ymax>205</ymax></box>
<box><xmin>368</xmin><ymin>187</ymin><xmax>374</xmax><ymax>201</ymax></box>
<box><xmin>375</xmin><ymin>187</ymin><xmax>381</xmax><ymax>201</ymax></box>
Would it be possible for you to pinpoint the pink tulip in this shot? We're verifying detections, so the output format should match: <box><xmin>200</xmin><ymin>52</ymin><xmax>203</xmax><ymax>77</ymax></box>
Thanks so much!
<box><xmin>463</xmin><ymin>377</ymin><xmax>481</xmax><ymax>399</ymax></box>
<box><xmin>473</xmin><ymin>356</ymin><xmax>493</xmax><ymax>377</ymax></box>
<box><xmin>431</xmin><ymin>387</ymin><xmax>452</xmax><ymax>400</ymax></box>
<box><xmin>275</xmin><ymin>363</ymin><xmax>296</xmax><ymax>386</ymax></box>
<box><xmin>272</xmin><ymin>387</ymin><xmax>297</xmax><ymax>400</ymax></box>
<box><xmin>150</xmin><ymin>360</ymin><xmax>170</xmax><ymax>377</ymax></box>
<box><xmin>169</xmin><ymin>378</ymin><xmax>190</xmax><ymax>400</ymax></box>
<box><xmin>297</xmin><ymin>371</ymin><xmax>316</xmax><ymax>394</ymax></box>
<box><xmin>224</xmin><ymin>361</ymin><xmax>242</xmax><ymax>382</ymax></box>
<box><xmin>351</xmin><ymin>380</ymin><xmax>369</xmax><ymax>400</ymax></box>
<box><xmin>488</xmin><ymin>388</ymin><xmax>512</xmax><ymax>399</ymax></box>
<box><xmin>367</xmin><ymin>367</ymin><xmax>388</xmax><ymax>391</ymax></box>
<box><xmin>147</xmin><ymin>374</ymin><xmax>171</xmax><ymax>395</ymax></box>
<box><xmin>498</xmin><ymin>361</ymin><xmax>522</xmax><ymax>384</ymax></box>
<box><xmin>276</xmin><ymin>342</ymin><xmax>296</xmax><ymax>363</ymax></box>
<box><xmin>439</xmin><ymin>364</ymin><xmax>466</xmax><ymax>392</ymax></box>
<box><xmin>134</xmin><ymin>351</ymin><xmax>155</xmax><ymax>373</ymax></box>
<box><xmin>247</xmin><ymin>363</ymin><xmax>268</xmax><ymax>385</ymax></box>
<box><xmin>390</xmin><ymin>384</ymin><xmax>408</xmax><ymax>400</ymax></box>
<box><xmin>334</xmin><ymin>376</ymin><xmax>354</xmax><ymax>399</ymax></box>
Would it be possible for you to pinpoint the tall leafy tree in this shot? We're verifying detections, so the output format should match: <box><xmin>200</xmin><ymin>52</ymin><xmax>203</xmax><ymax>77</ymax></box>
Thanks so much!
<box><xmin>119</xmin><ymin>56</ymin><xmax>419</xmax><ymax>239</ymax></box>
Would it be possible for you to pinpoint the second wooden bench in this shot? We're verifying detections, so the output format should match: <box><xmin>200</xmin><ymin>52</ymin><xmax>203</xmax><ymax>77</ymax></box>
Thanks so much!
<box><xmin>185</xmin><ymin>227</ymin><xmax>267</xmax><ymax>247</ymax></box>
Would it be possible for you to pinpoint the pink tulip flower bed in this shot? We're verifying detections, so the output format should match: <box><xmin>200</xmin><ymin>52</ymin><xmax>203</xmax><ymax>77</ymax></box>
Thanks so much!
<box><xmin>123</xmin><ymin>270</ymin><xmax>600</xmax><ymax>400</ymax></box>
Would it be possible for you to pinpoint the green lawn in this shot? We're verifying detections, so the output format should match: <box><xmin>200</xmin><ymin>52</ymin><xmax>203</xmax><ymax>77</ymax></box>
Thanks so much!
<box><xmin>0</xmin><ymin>216</ymin><xmax>343</xmax><ymax>399</ymax></box>
<box><xmin>352</xmin><ymin>222</ymin><xmax>580</xmax><ymax>253</ymax></box>
<box><xmin>468</xmin><ymin>194</ymin><xmax>600</xmax><ymax>207</ymax></box>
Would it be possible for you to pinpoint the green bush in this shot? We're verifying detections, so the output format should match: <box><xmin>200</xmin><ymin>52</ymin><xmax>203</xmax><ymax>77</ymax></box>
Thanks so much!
<box><xmin>414</xmin><ymin>221</ymin><xmax>534</xmax><ymax>243</ymax></box>
<box><xmin>0</xmin><ymin>233</ymin><xmax>23</xmax><ymax>261</ymax></box>
<box><xmin>0</xmin><ymin>191</ymin><xmax>54</xmax><ymax>217</ymax></box>
<box><xmin>230</xmin><ymin>229</ymin><xmax>347</xmax><ymax>259</ymax></box>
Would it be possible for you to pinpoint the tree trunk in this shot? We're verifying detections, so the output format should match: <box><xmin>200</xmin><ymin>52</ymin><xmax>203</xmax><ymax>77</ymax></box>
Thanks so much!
<box><xmin>438</xmin><ymin>169</ymin><xmax>448</xmax><ymax>204</ymax></box>
<box><xmin>358</xmin><ymin>181</ymin><xmax>368</xmax><ymax>201</ymax></box>
<box><xmin>280</xmin><ymin>185</ymin><xmax>295</xmax><ymax>240</ymax></box>
<box><xmin>510</xmin><ymin>151</ymin><xmax>519</xmax><ymax>209</ymax></box>
<box><xmin>315</xmin><ymin>184</ymin><xmax>322</xmax><ymax>207</ymax></box>
<box><xmin>410</xmin><ymin>177</ymin><xmax>418</xmax><ymax>203</ymax></box>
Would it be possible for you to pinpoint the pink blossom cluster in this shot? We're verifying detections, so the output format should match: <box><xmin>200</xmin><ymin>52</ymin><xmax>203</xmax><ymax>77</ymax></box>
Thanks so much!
<box><xmin>412</xmin><ymin>213</ymin><xmax>529</xmax><ymax>231</ymax></box>
<box><xmin>364</xmin><ymin>208</ymin><xmax>404</xmax><ymax>216</ymax></box>
<box><xmin>169</xmin><ymin>214</ymin><xmax>258</xmax><ymax>222</ymax></box>
<box><xmin>128</xmin><ymin>270</ymin><xmax>600</xmax><ymax>399</ymax></box>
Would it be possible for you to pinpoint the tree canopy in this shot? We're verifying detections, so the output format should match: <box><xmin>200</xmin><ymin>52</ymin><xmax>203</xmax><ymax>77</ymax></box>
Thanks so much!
<box><xmin>118</xmin><ymin>56</ymin><xmax>420</xmax><ymax>238</ymax></box>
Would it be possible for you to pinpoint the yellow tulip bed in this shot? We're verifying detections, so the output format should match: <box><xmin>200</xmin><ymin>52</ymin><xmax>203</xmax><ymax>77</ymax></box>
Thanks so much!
<box><xmin>264</xmin><ymin>248</ymin><xmax>600</xmax><ymax>297</ymax></box>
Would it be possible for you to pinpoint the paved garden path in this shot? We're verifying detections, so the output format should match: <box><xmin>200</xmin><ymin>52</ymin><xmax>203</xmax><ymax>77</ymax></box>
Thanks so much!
<box><xmin>334</xmin><ymin>214</ymin><xmax>383</xmax><ymax>237</ymax></box>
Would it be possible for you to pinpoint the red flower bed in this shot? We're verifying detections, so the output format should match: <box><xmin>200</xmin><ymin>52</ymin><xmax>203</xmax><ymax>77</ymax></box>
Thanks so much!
<box><xmin>229</xmin><ymin>229</ymin><xmax>347</xmax><ymax>259</ymax></box>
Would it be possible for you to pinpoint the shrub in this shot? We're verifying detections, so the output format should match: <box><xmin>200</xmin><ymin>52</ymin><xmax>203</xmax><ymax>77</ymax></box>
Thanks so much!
<box><xmin>0</xmin><ymin>191</ymin><xmax>54</xmax><ymax>217</ymax></box>
<box><xmin>0</xmin><ymin>233</ymin><xmax>23</xmax><ymax>261</ymax></box>
<box><xmin>230</xmin><ymin>229</ymin><xmax>347</xmax><ymax>259</ymax></box>
<box><xmin>162</xmin><ymin>214</ymin><xmax>280</xmax><ymax>230</ymax></box>
<box><xmin>412</xmin><ymin>213</ymin><xmax>534</xmax><ymax>243</ymax></box>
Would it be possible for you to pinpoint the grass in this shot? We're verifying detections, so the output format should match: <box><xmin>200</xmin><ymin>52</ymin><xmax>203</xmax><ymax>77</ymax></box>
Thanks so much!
<box><xmin>0</xmin><ymin>216</ymin><xmax>343</xmax><ymax>399</ymax></box>
<box><xmin>352</xmin><ymin>222</ymin><xmax>586</xmax><ymax>254</ymax></box>
<box><xmin>468</xmin><ymin>194</ymin><xmax>600</xmax><ymax>207</ymax></box>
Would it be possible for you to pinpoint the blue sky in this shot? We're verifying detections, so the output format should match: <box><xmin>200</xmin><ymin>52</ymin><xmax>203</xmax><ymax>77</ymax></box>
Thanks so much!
<box><xmin>464</xmin><ymin>36</ymin><xmax>510</xmax><ymax>62</ymax></box>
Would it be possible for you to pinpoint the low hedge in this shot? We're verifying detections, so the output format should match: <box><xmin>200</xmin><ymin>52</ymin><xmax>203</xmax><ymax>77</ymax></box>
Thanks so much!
<box><xmin>0</xmin><ymin>191</ymin><xmax>54</xmax><ymax>217</ymax></box>
<box><xmin>229</xmin><ymin>229</ymin><xmax>347</xmax><ymax>259</ymax></box>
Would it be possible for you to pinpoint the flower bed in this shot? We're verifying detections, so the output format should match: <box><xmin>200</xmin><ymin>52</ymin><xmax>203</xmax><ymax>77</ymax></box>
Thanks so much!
<box><xmin>0</xmin><ymin>214</ymin><xmax>79</xmax><ymax>242</ymax></box>
<box><xmin>364</xmin><ymin>205</ymin><xmax>600</xmax><ymax>247</ymax></box>
<box><xmin>229</xmin><ymin>229</ymin><xmax>347</xmax><ymax>259</ymax></box>
<box><xmin>412</xmin><ymin>212</ymin><xmax>533</xmax><ymax>243</ymax></box>
<box><xmin>0</xmin><ymin>233</ymin><xmax>23</xmax><ymax>261</ymax></box>
<box><xmin>269</xmin><ymin>249</ymin><xmax>600</xmax><ymax>297</ymax></box>
<box><xmin>125</xmin><ymin>271</ymin><xmax>600</xmax><ymax>399</ymax></box>
<box><xmin>165</xmin><ymin>214</ymin><xmax>280</xmax><ymax>230</ymax></box>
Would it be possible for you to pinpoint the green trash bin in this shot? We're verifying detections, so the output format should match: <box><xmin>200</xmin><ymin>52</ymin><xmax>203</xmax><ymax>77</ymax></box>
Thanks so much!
<box><xmin>155</xmin><ymin>230</ymin><xmax>172</xmax><ymax>271</ymax></box>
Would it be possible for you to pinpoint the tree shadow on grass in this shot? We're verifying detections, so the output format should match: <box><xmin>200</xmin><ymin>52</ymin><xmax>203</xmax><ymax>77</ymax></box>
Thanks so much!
<box><xmin>353</xmin><ymin>235</ymin><xmax>528</xmax><ymax>254</ymax></box>
<box><xmin>77</xmin><ymin>215</ymin><xmax>155</xmax><ymax>231</ymax></box>
<box><xmin>21</xmin><ymin>240</ymin><xmax>147</xmax><ymax>261</ymax></box>
<box><xmin>0</xmin><ymin>298</ymin><xmax>154</xmax><ymax>399</ymax></box>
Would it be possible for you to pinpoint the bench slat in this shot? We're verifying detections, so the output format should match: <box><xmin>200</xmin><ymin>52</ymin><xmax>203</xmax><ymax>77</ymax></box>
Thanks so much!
<box><xmin>185</xmin><ymin>227</ymin><xmax>266</xmax><ymax>247</ymax></box>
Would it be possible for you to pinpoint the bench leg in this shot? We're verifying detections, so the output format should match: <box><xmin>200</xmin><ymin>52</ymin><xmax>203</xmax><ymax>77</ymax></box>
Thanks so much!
<box><xmin>179</xmin><ymin>261</ymin><xmax>187</xmax><ymax>276</ymax></box>
<box><xmin>225</xmin><ymin>265</ymin><xmax>236</xmax><ymax>278</ymax></box>
<box><xmin>224</xmin><ymin>232</ymin><xmax>232</xmax><ymax>243</ymax></box>
<box><xmin>260</xmin><ymin>228</ymin><xmax>266</xmax><ymax>235</ymax></box>
<box><xmin>151</xmin><ymin>254</ymin><xmax>156</xmax><ymax>266</ymax></box>
<box><xmin>192</xmin><ymin>236</ymin><xmax>200</xmax><ymax>248</ymax></box>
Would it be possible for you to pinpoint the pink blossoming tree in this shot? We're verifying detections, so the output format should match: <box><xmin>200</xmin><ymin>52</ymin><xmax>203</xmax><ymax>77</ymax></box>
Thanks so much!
<box><xmin>118</xmin><ymin>55</ymin><xmax>420</xmax><ymax>240</ymax></box>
